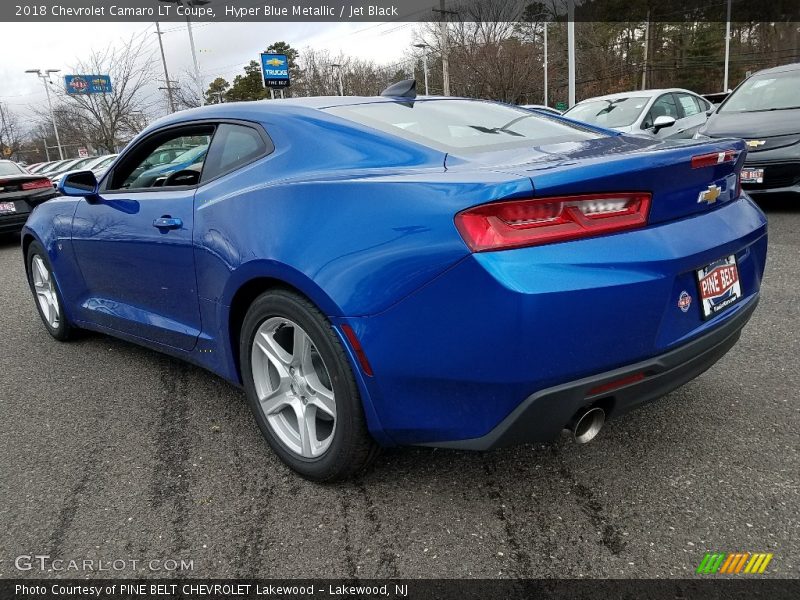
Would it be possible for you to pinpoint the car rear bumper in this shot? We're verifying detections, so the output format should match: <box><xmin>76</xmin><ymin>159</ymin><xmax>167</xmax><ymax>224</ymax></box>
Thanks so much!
<box><xmin>425</xmin><ymin>295</ymin><xmax>757</xmax><ymax>450</ymax></box>
<box><xmin>346</xmin><ymin>197</ymin><xmax>768</xmax><ymax>447</ymax></box>
<box><xmin>0</xmin><ymin>213</ymin><xmax>29</xmax><ymax>234</ymax></box>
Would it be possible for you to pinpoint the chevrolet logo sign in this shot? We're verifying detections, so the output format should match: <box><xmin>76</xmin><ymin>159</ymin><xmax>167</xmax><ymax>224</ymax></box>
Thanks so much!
<box><xmin>698</xmin><ymin>184</ymin><xmax>722</xmax><ymax>204</ymax></box>
<box><xmin>265</xmin><ymin>58</ymin><xmax>284</xmax><ymax>67</ymax></box>
<box><xmin>746</xmin><ymin>140</ymin><xmax>766</xmax><ymax>148</ymax></box>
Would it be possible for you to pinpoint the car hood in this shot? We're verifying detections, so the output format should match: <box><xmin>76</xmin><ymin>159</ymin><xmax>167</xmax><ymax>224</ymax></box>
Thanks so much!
<box><xmin>703</xmin><ymin>108</ymin><xmax>800</xmax><ymax>138</ymax></box>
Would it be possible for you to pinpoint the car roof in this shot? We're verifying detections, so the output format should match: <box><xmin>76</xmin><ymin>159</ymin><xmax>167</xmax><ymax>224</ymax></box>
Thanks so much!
<box><xmin>751</xmin><ymin>61</ymin><xmax>800</xmax><ymax>76</ymax></box>
<box><xmin>571</xmin><ymin>88</ymin><xmax>700</xmax><ymax>104</ymax></box>
<box><xmin>142</xmin><ymin>95</ymin><xmax>487</xmax><ymax>133</ymax></box>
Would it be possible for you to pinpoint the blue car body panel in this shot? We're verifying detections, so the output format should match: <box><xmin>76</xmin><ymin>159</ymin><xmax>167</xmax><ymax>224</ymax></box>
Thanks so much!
<box><xmin>23</xmin><ymin>97</ymin><xmax>768</xmax><ymax>449</ymax></box>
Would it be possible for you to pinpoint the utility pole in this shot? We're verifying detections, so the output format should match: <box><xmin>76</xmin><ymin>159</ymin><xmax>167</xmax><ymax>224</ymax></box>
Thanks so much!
<box><xmin>434</xmin><ymin>0</ymin><xmax>455</xmax><ymax>96</ymax></box>
<box><xmin>155</xmin><ymin>22</ymin><xmax>176</xmax><ymax>112</ymax></box>
<box><xmin>159</xmin><ymin>0</ymin><xmax>206</xmax><ymax>106</ymax></box>
<box><xmin>567</xmin><ymin>0</ymin><xmax>575</xmax><ymax>107</ymax></box>
<box><xmin>723</xmin><ymin>0</ymin><xmax>732</xmax><ymax>91</ymax></box>
<box><xmin>25</xmin><ymin>69</ymin><xmax>64</xmax><ymax>160</ymax></box>
<box><xmin>641</xmin><ymin>10</ymin><xmax>650</xmax><ymax>90</ymax></box>
<box><xmin>543</xmin><ymin>22</ymin><xmax>548</xmax><ymax>106</ymax></box>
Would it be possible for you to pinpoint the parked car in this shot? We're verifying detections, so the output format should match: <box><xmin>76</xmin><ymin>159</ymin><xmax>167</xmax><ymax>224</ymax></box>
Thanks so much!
<box><xmin>50</xmin><ymin>154</ymin><xmax>119</xmax><ymax>189</ymax></box>
<box><xmin>36</xmin><ymin>159</ymin><xmax>74</xmax><ymax>175</ymax></box>
<box><xmin>0</xmin><ymin>160</ymin><xmax>57</xmax><ymax>234</ymax></box>
<box><xmin>697</xmin><ymin>62</ymin><xmax>800</xmax><ymax>198</ymax></box>
<box><xmin>28</xmin><ymin>162</ymin><xmax>56</xmax><ymax>174</ymax></box>
<box><xmin>563</xmin><ymin>88</ymin><xmax>714</xmax><ymax>139</ymax></box>
<box><xmin>520</xmin><ymin>104</ymin><xmax>563</xmax><ymax>116</ymax></box>
<box><xmin>23</xmin><ymin>85</ymin><xmax>767</xmax><ymax>481</ymax></box>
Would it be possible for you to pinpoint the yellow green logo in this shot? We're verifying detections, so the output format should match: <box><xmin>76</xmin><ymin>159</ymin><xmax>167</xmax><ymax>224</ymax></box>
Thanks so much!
<box><xmin>696</xmin><ymin>552</ymin><xmax>773</xmax><ymax>574</ymax></box>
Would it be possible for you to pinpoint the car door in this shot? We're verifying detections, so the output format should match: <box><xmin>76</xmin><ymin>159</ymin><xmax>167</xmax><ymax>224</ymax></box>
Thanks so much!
<box><xmin>641</xmin><ymin>93</ymin><xmax>683</xmax><ymax>139</ymax></box>
<box><xmin>675</xmin><ymin>92</ymin><xmax>711</xmax><ymax>138</ymax></box>
<box><xmin>70</xmin><ymin>124</ymin><xmax>215</xmax><ymax>350</ymax></box>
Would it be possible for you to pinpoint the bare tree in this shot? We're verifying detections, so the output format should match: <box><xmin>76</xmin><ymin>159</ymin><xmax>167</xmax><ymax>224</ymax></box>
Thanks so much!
<box><xmin>50</xmin><ymin>35</ymin><xmax>157</xmax><ymax>152</ymax></box>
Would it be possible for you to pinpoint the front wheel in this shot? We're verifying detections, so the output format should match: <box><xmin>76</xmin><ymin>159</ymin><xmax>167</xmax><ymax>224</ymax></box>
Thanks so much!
<box><xmin>26</xmin><ymin>241</ymin><xmax>73</xmax><ymax>341</ymax></box>
<box><xmin>240</xmin><ymin>290</ymin><xmax>379</xmax><ymax>482</ymax></box>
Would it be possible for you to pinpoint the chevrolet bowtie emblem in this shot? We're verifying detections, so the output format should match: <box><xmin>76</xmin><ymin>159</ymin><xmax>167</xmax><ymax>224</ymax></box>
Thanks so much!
<box><xmin>746</xmin><ymin>140</ymin><xmax>766</xmax><ymax>148</ymax></box>
<box><xmin>698</xmin><ymin>184</ymin><xmax>722</xmax><ymax>204</ymax></box>
<box><xmin>265</xmin><ymin>58</ymin><xmax>284</xmax><ymax>67</ymax></box>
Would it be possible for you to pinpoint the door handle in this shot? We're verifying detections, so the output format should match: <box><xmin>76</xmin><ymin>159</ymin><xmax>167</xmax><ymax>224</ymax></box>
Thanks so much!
<box><xmin>153</xmin><ymin>216</ymin><xmax>183</xmax><ymax>230</ymax></box>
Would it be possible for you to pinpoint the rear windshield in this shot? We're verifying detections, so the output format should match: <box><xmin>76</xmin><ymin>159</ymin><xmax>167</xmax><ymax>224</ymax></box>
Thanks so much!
<box><xmin>0</xmin><ymin>162</ymin><xmax>25</xmax><ymax>176</ymax></box>
<box><xmin>563</xmin><ymin>97</ymin><xmax>649</xmax><ymax>128</ymax></box>
<box><xmin>325</xmin><ymin>99</ymin><xmax>601</xmax><ymax>153</ymax></box>
<box><xmin>720</xmin><ymin>69</ymin><xmax>800</xmax><ymax>113</ymax></box>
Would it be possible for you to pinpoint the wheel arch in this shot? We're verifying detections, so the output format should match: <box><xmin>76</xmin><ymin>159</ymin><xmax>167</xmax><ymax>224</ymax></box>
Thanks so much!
<box><xmin>224</xmin><ymin>262</ymin><xmax>344</xmax><ymax>384</ymax></box>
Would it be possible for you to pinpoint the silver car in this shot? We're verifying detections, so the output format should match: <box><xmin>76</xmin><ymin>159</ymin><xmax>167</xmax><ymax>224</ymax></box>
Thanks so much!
<box><xmin>563</xmin><ymin>88</ymin><xmax>713</xmax><ymax>139</ymax></box>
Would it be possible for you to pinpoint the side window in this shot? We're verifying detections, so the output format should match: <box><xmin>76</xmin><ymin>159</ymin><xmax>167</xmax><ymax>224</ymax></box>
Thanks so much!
<box><xmin>642</xmin><ymin>94</ymin><xmax>680</xmax><ymax>129</ymax></box>
<box><xmin>201</xmin><ymin>124</ymin><xmax>270</xmax><ymax>183</ymax></box>
<box><xmin>677</xmin><ymin>93</ymin><xmax>702</xmax><ymax>117</ymax></box>
<box><xmin>106</xmin><ymin>125</ymin><xmax>214</xmax><ymax>191</ymax></box>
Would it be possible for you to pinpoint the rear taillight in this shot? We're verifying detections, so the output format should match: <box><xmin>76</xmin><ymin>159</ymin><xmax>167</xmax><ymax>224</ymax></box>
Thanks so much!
<box><xmin>454</xmin><ymin>192</ymin><xmax>651</xmax><ymax>252</ymax></box>
<box><xmin>21</xmin><ymin>179</ymin><xmax>52</xmax><ymax>190</ymax></box>
<box><xmin>691</xmin><ymin>150</ymin><xmax>737</xmax><ymax>169</ymax></box>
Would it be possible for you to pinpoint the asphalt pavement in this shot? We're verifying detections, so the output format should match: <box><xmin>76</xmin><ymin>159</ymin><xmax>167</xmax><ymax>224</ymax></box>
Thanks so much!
<box><xmin>0</xmin><ymin>198</ymin><xmax>797</xmax><ymax>579</ymax></box>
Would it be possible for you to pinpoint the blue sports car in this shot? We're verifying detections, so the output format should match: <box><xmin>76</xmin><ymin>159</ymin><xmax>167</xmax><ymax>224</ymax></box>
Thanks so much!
<box><xmin>22</xmin><ymin>81</ymin><xmax>767</xmax><ymax>481</ymax></box>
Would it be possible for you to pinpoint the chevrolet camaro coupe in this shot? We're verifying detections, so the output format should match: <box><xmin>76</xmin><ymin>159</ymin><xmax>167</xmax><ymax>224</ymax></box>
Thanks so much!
<box><xmin>22</xmin><ymin>82</ymin><xmax>768</xmax><ymax>481</ymax></box>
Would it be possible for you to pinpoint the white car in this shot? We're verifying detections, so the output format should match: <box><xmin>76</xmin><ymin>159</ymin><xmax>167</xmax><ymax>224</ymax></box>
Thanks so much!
<box><xmin>563</xmin><ymin>88</ymin><xmax>713</xmax><ymax>139</ymax></box>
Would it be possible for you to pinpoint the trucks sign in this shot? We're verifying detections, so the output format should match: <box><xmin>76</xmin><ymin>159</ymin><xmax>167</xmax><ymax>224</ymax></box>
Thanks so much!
<box><xmin>260</xmin><ymin>54</ymin><xmax>290</xmax><ymax>88</ymax></box>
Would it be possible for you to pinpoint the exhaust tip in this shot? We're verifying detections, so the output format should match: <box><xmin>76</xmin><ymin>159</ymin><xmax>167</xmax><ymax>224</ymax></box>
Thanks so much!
<box><xmin>572</xmin><ymin>407</ymin><xmax>605</xmax><ymax>444</ymax></box>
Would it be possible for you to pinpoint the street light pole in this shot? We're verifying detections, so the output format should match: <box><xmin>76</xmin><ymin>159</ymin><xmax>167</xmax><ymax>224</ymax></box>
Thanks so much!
<box><xmin>331</xmin><ymin>64</ymin><xmax>344</xmax><ymax>96</ymax></box>
<box><xmin>26</xmin><ymin>68</ymin><xmax>64</xmax><ymax>160</ymax></box>
<box><xmin>567</xmin><ymin>0</ymin><xmax>576</xmax><ymax>108</ymax></box>
<box><xmin>414</xmin><ymin>44</ymin><xmax>429</xmax><ymax>95</ymax></box>
<box><xmin>723</xmin><ymin>0</ymin><xmax>732</xmax><ymax>91</ymax></box>
<box><xmin>543</xmin><ymin>22</ymin><xmax>548</xmax><ymax>106</ymax></box>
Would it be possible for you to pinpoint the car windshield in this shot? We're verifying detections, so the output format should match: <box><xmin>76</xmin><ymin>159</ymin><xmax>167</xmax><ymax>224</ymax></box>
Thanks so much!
<box><xmin>0</xmin><ymin>162</ymin><xmax>24</xmax><ymax>176</ymax></box>
<box><xmin>720</xmin><ymin>70</ymin><xmax>800</xmax><ymax>112</ymax></box>
<box><xmin>325</xmin><ymin>99</ymin><xmax>601</xmax><ymax>153</ymax></box>
<box><xmin>564</xmin><ymin>96</ymin><xmax>650</xmax><ymax>127</ymax></box>
<box><xmin>563</xmin><ymin>97</ymin><xmax>650</xmax><ymax>128</ymax></box>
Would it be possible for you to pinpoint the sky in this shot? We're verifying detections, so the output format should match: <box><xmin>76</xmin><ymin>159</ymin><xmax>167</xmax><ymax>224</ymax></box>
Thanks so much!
<box><xmin>0</xmin><ymin>21</ymin><xmax>417</xmax><ymax>121</ymax></box>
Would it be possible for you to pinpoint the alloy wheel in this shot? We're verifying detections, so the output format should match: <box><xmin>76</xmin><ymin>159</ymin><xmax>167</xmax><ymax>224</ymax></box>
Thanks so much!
<box><xmin>251</xmin><ymin>317</ymin><xmax>337</xmax><ymax>458</ymax></box>
<box><xmin>31</xmin><ymin>255</ymin><xmax>60</xmax><ymax>329</ymax></box>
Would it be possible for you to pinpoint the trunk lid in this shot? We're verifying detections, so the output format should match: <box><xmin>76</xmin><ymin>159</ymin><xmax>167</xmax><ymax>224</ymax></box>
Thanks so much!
<box><xmin>445</xmin><ymin>135</ymin><xmax>747</xmax><ymax>225</ymax></box>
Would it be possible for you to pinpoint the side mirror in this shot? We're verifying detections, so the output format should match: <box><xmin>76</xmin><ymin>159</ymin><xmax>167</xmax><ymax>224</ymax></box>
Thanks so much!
<box><xmin>705</xmin><ymin>108</ymin><xmax>715</xmax><ymax>117</ymax></box>
<box><xmin>652</xmin><ymin>115</ymin><xmax>676</xmax><ymax>132</ymax></box>
<box><xmin>59</xmin><ymin>170</ymin><xmax>99</xmax><ymax>198</ymax></box>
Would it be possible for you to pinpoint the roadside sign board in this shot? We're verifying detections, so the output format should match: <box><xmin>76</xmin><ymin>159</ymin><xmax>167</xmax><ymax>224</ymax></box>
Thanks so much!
<box><xmin>555</xmin><ymin>101</ymin><xmax>568</xmax><ymax>111</ymax></box>
<box><xmin>260</xmin><ymin>53</ymin><xmax>290</xmax><ymax>88</ymax></box>
<box><xmin>78</xmin><ymin>147</ymin><xmax>89</xmax><ymax>158</ymax></box>
<box><xmin>65</xmin><ymin>75</ymin><xmax>112</xmax><ymax>95</ymax></box>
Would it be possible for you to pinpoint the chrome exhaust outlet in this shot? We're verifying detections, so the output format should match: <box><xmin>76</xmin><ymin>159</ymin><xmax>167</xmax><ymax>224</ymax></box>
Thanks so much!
<box><xmin>571</xmin><ymin>407</ymin><xmax>605</xmax><ymax>444</ymax></box>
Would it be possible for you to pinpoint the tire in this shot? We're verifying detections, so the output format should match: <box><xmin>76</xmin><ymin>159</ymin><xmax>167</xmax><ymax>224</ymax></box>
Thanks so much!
<box><xmin>240</xmin><ymin>289</ymin><xmax>379</xmax><ymax>482</ymax></box>
<box><xmin>26</xmin><ymin>241</ymin><xmax>73</xmax><ymax>341</ymax></box>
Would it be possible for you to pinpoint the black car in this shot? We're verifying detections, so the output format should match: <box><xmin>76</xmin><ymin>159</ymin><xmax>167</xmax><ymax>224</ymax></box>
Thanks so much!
<box><xmin>698</xmin><ymin>62</ymin><xmax>800</xmax><ymax>198</ymax></box>
<box><xmin>0</xmin><ymin>161</ymin><xmax>57</xmax><ymax>234</ymax></box>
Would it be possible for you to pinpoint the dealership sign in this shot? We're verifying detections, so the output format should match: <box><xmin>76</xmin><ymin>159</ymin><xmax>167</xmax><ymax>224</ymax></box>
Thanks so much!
<box><xmin>65</xmin><ymin>75</ymin><xmax>112</xmax><ymax>94</ymax></box>
<box><xmin>260</xmin><ymin>53</ymin><xmax>290</xmax><ymax>88</ymax></box>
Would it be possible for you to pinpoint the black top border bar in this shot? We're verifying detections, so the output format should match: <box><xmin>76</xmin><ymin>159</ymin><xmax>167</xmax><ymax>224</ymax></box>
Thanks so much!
<box><xmin>4</xmin><ymin>0</ymin><xmax>800</xmax><ymax>22</ymax></box>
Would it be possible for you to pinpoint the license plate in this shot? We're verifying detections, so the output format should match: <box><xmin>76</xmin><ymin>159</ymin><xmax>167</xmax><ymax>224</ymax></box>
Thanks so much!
<box><xmin>740</xmin><ymin>168</ymin><xmax>764</xmax><ymax>183</ymax></box>
<box><xmin>0</xmin><ymin>201</ymin><xmax>16</xmax><ymax>214</ymax></box>
<box><xmin>696</xmin><ymin>255</ymin><xmax>742</xmax><ymax>319</ymax></box>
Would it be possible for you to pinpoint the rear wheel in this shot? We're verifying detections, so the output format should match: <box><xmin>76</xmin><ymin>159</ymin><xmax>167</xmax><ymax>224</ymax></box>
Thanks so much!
<box><xmin>26</xmin><ymin>241</ymin><xmax>73</xmax><ymax>341</ymax></box>
<box><xmin>240</xmin><ymin>290</ymin><xmax>378</xmax><ymax>482</ymax></box>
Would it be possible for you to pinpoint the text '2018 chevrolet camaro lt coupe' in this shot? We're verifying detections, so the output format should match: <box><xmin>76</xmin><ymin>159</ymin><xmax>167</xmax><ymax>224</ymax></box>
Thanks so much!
<box><xmin>22</xmin><ymin>82</ymin><xmax>767</xmax><ymax>481</ymax></box>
